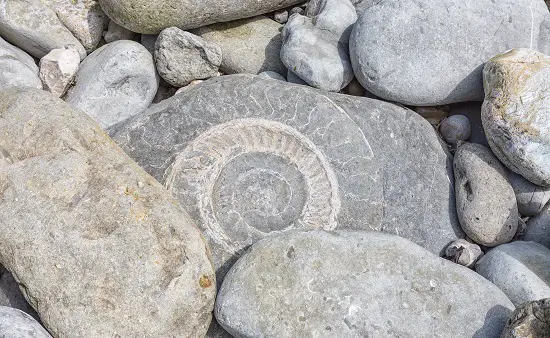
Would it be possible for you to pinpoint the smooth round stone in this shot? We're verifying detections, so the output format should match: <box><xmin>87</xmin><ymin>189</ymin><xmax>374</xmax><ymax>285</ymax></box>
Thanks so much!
<box><xmin>0</xmin><ymin>306</ymin><xmax>51</xmax><ymax>338</ymax></box>
<box><xmin>508</xmin><ymin>171</ymin><xmax>550</xmax><ymax>217</ymax></box>
<box><xmin>476</xmin><ymin>241</ymin><xmax>550</xmax><ymax>306</ymax></box>
<box><xmin>439</xmin><ymin>115</ymin><xmax>471</xmax><ymax>144</ymax></box>
<box><xmin>454</xmin><ymin>143</ymin><xmax>518</xmax><ymax>246</ymax></box>
<box><xmin>257</xmin><ymin>71</ymin><xmax>286</xmax><ymax>81</ymax></box>
<box><xmin>448</xmin><ymin>102</ymin><xmax>489</xmax><ymax>147</ymax></box>
<box><xmin>482</xmin><ymin>49</ymin><xmax>550</xmax><ymax>187</ymax></box>
<box><xmin>524</xmin><ymin>203</ymin><xmax>550</xmax><ymax>248</ymax></box>
<box><xmin>501</xmin><ymin>298</ymin><xmax>550</xmax><ymax>338</ymax></box>
<box><xmin>273</xmin><ymin>10</ymin><xmax>289</xmax><ymax>24</ymax></box>
<box><xmin>0</xmin><ymin>37</ymin><xmax>42</xmax><ymax>91</ymax></box>
<box><xmin>216</xmin><ymin>230</ymin><xmax>514</xmax><ymax>337</ymax></box>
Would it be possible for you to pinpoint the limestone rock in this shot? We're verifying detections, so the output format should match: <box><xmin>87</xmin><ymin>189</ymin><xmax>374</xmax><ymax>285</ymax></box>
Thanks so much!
<box><xmin>524</xmin><ymin>203</ymin><xmax>550</xmax><ymax>248</ymax></box>
<box><xmin>501</xmin><ymin>298</ymin><xmax>550</xmax><ymax>338</ymax></box>
<box><xmin>476</xmin><ymin>241</ymin><xmax>550</xmax><ymax>306</ymax></box>
<box><xmin>508</xmin><ymin>171</ymin><xmax>550</xmax><ymax>217</ymax></box>
<box><xmin>109</xmin><ymin>74</ymin><xmax>462</xmax><ymax>282</ymax></box>
<box><xmin>482</xmin><ymin>48</ymin><xmax>550</xmax><ymax>187</ymax></box>
<box><xmin>350</xmin><ymin>0</ymin><xmax>550</xmax><ymax>105</ymax></box>
<box><xmin>216</xmin><ymin>230</ymin><xmax>514</xmax><ymax>337</ymax></box>
<box><xmin>103</xmin><ymin>20</ymin><xmax>135</xmax><ymax>43</ymax></box>
<box><xmin>0</xmin><ymin>0</ymin><xmax>86</xmax><ymax>60</ymax></box>
<box><xmin>39</xmin><ymin>47</ymin><xmax>80</xmax><ymax>98</ymax></box>
<box><xmin>192</xmin><ymin>17</ymin><xmax>286</xmax><ymax>75</ymax></box>
<box><xmin>0</xmin><ymin>37</ymin><xmax>42</xmax><ymax>91</ymax></box>
<box><xmin>0</xmin><ymin>306</ymin><xmax>51</xmax><ymax>338</ymax></box>
<box><xmin>444</xmin><ymin>238</ymin><xmax>484</xmax><ymax>268</ymax></box>
<box><xmin>98</xmin><ymin>0</ymin><xmax>303</xmax><ymax>34</ymax></box>
<box><xmin>439</xmin><ymin>115</ymin><xmax>471</xmax><ymax>144</ymax></box>
<box><xmin>65</xmin><ymin>40</ymin><xmax>158</xmax><ymax>128</ymax></box>
<box><xmin>0</xmin><ymin>88</ymin><xmax>215</xmax><ymax>337</ymax></box>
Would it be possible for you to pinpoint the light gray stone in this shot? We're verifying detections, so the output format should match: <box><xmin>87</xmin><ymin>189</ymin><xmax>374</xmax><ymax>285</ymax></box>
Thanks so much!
<box><xmin>39</xmin><ymin>46</ymin><xmax>80</xmax><ymax>98</ymax></box>
<box><xmin>482</xmin><ymin>48</ymin><xmax>550</xmax><ymax>187</ymax></box>
<box><xmin>508</xmin><ymin>171</ymin><xmax>550</xmax><ymax>217</ymax></box>
<box><xmin>0</xmin><ymin>0</ymin><xmax>86</xmax><ymax>60</ymax></box>
<box><xmin>501</xmin><ymin>298</ymin><xmax>550</xmax><ymax>338</ymax></box>
<box><xmin>98</xmin><ymin>0</ymin><xmax>303</xmax><ymax>33</ymax></box>
<box><xmin>439</xmin><ymin>115</ymin><xmax>471</xmax><ymax>144</ymax></box>
<box><xmin>350</xmin><ymin>0</ymin><xmax>550</xmax><ymax>106</ymax></box>
<box><xmin>192</xmin><ymin>17</ymin><xmax>286</xmax><ymax>76</ymax></box>
<box><xmin>286</xmin><ymin>69</ymin><xmax>308</xmax><ymax>85</ymax></box>
<box><xmin>216</xmin><ymin>230</ymin><xmax>514</xmax><ymax>337</ymax></box>
<box><xmin>257</xmin><ymin>71</ymin><xmax>286</xmax><ymax>81</ymax></box>
<box><xmin>273</xmin><ymin>10</ymin><xmax>289</xmax><ymax>24</ymax></box>
<box><xmin>0</xmin><ymin>266</ymin><xmax>38</xmax><ymax>320</ymax></box>
<box><xmin>155</xmin><ymin>28</ymin><xmax>222</xmax><ymax>87</ymax></box>
<box><xmin>0</xmin><ymin>37</ymin><xmax>41</xmax><ymax>91</ymax></box>
<box><xmin>0</xmin><ymin>88</ymin><xmax>216</xmax><ymax>337</ymax></box>
<box><xmin>524</xmin><ymin>203</ymin><xmax>550</xmax><ymax>248</ymax></box>
<box><xmin>109</xmin><ymin>74</ymin><xmax>463</xmax><ymax>283</ymax></box>
<box><xmin>444</xmin><ymin>238</ymin><xmax>484</xmax><ymax>268</ymax></box>
<box><xmin>103</xmin><ymin>20</ymin><xmax>135</xmax><ymax>43</ymax></box>
<box><xmin>0</xmin><ymin>306</ymin><xmax>51</xmax><ymax>338</ymax></box>
<box><xmin>476</xmin><ymin>241</ymin><xmax>550</xmax><ymax>307</ymax></box>
<box><xmin>65</xmin><ymin>40</ymin><xmax>158</xmax><ymax>128</ymax></box>
<box><xmin>454</xmin><ymin>143</ymin><xmax>518</xmax><ymax>247</ymax></box>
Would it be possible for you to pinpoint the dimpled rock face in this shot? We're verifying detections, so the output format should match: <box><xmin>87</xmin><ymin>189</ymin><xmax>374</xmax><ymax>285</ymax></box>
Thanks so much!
<box><xmin>482</xmin><ymin>48</ymin><xmax>550</xmax><ymax>187</ymax></box>
<box><xmin>109</xmin><ymin>74</ymin><xmax>462</xmax><ymax>281</ymax></box>
<box><xmin>0</xmin><ymin>88</ymin><xmax>215</xmax><ymax>337</ymax></box>
<box><xmin>350</xmin><ymin>0</ymin><xmax>550</xmax><ymax>106</ymax></box>
<box><xmin>98</xmin><ymin>0</ymin><xmax>303</xmax><ymax>34</ymax></box>
<box><xmin>0</xmin><ymin>306</ymin><xmax>51</xmax><ymax>338</ymax></box>
<box><xmin>215</xmin><ymin>230</ymin><xmax>514</xmax><ymax>337</ymax></box>
<box><xmin>0</xmin><ymin>37</ymin><xmax>42</xmax><ymax>91</ymax></box>
<box><xmin>501</xmin><ymin>298</ymin><xmax>550</xmax><ymax>338</ymax></box>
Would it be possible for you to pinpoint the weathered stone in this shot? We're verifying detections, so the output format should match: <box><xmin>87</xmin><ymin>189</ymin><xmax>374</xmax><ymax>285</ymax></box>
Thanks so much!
<box><xmin>449</xmin><ymin>102</ymin><xmax>489</xmax><ymax>147</ymax></box>
<box><xmin>0</xmin><ymin>37</ymin><xmax>41</xmax><ymax>91</ymax></box>
<box><xmin>109</xmin><ymin>74</ymin><xmax>462</xmax><ymax>282</ymax></box>
<box><xmin>39</xmin><ymin>46</ymin><xmax>80</xmax><ymax>98</ymax></box>
<box><xmin>454</xmin><ymin>143</ymin><xmax>518</xmax><ymax>247</ymax></box>
<box><xmin>192</xmin><ymin>17</ymin><xmax>286</xmax><ymax>76</ymax></box>
<box><xmin>273</xmin><ymin>10</ymin><xmax>289</xmax><ymax>24</ymax></box>
<box><xmin>476</xmin><ymin>241</ymin><xmax>550</xmax><ymax>306</ymax></box>
<box><xmin>482</xmin><ymin>48</ymin><xmax>550</xmax><ymax>187</ymax></box>
<box><xmin>0</xmin><ymin>0</ymin><xmax>86</xmax><ymax>60</ymax></box>
<box><xmin>508</xmin><ymin>171</ymin><xmax>550</xmax><ymax>217</ymax></box>
<box><xmin>0</xmin><ymin>306</ymin><xmax>51</xmax><ymax>338</ymax></box>
<box><xmin>65</xmin><ymin>40</ymin><xmax>158</xmax><ymax>128</ymax></box>
<box><xmin>524</xmin><ymin>203</ymin><xmax>550</xmax><ymax>248</ymax></box>
<box><xmin>501</xmin><ymin>298</ymin><xmax>550</xmax><ymax>338</ymax></box>
<box><xmin>350</xmin><ymin>0</ymin><xmax>550</xmax><ymax>105</ymax></box>
<box><xmin>103</xmin><ymin>20</ymin><xmax>135</xmax><ymax>43</ymax></box>
<box><xmin>155</xmin><ymin>28</ymin><xmax>222</xmax><ymax>87</ymax></box>
<box><xmin>439</xmin><ymin>115</ymin><xmax>471</xmax><ymax>144</ymax></box>
<box><xmin>257</xmin><ymin>71</ymin><xmax>286</xmax><ymax>81</ymax></box>
<box><xmin>216</xmin><ymin>230</ymin><xmax>514</xmax><ymax>337</ymax></box>
<box><xmin>0</xmin><ymin>266</ymin><xmax>38</xmax><ymax>320</ymax></box>
<box><xmin>0</xmin><ymin>88</ymin><xmax>215</xmax><ymax>336</ymax></box>
<box><xmin>98</xmin><ymin>0</ymin><xmax>303</xmax><ymax>34</ymax></box>
<box><xmin>444</xmin><ymin>238</ymin><xmax>484</xmax><ymax>268</ymax></box>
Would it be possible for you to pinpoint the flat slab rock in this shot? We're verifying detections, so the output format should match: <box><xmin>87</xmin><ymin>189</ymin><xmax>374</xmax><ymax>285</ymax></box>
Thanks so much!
<box><xmin>0</xmin><ymin>88</ymin><xmax>215</xmax><ymax>337</ymax></box>
<box><xmin>215</xmin><ymin>230</ymin><xmax>514</xmax><ymax>337</ymax></box>
<box><xmin>109</xmin><ymin>74</ymin><xmax>462</xmax><ymax>281</ymax></box>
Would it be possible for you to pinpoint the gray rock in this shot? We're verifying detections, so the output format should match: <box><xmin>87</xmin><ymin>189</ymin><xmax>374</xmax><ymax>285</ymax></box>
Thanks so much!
<box><xmin>192</xmin><ymin>17</ymin><xmax>286</xmax><ymax>76</ymax></box>
<box><xmin>103</xmin><ymin>20</ymin><xmax>135</xmax><ymax>43</ymax></box>
<box><xmin>280</xmin><ymin>0</ymin><xmax>357</xmax><ymax>91</ymax></box>
<box><xmin>98</xmin><ymin>0</ymin><xmax>303</xmax><ymax>33</ymax></box>
<box><xmin>444</xmin><ymin>238</ymin><xmax>484</xmax><ymax>268</ymax></box>
<box><xmin>350</xmin><ymin>0</ymin><xmax>550</xmax><ymax>106</ymax></box>
<box><xmin>273</xmin><ymin>10</ymin><xmax>289</xmax><ymax>24</ymax></box>
<box><xmin>109</xmin><ymin>74</ymin><xmax>463</xmax><ymax>283</ymax></box>
<box><xmin>140</xmin><ymin>34</ymin><xmax>158</xmax><ymax>55</ymax></box>
<box><xmin>0</xmin><ymin>37</ymin><xmax>42</xmax><ymax>91</ymax></box>
<box><xmin>454</xmin><ymin>143</ymin><xmax>518</xmax><ymax>247</ymax></box>
<box><xmin>524</xmin><ymin>203</ymin><xmax>550</xmax><ymax>248</ymax></box>
<box><xmin>155</xmin><ymin>28</ymin><xmax>222</xmax><ymax>87</ymax></box>
<box><xmin>501</xmin><ymin>298</ymin><xmax>550</xmax><ymax>338</ymax></box>
<box><xmin>39</xmin><ymin>46</ymin><xmax>80</xmax><ymax>98</ymax></box>
<box><xmin>482</xmin><ymin>48</ymin><xmax>550</xmax><ymax>187</ymax></box>
<box><xmin>257</xmin><ymin>71</ymin><xmax>286</xmax><ymax>81</ymax></box>
<box><xmin>0</xmin><ymin>266</ymin><xmax>38</xmax><ymax>320</ymax></box>
<box><xmin>0</xmin><ymin>0</ymin><xmax>86</xmax><ymax>60</ymax></box>
<box><xmin>206</xmin><ymin>319</ymin><xmax>233</xmax><ymax>338</ymax></box>
<box><xmin>508</xmin><ymin>171</ymin><xmax>550</xmax><ymax>217</ymax></box>
<box><xmin>216</xmin><ymin>230</ymin><xmax>514</xmax><ymax>337</ymax></box>
<box><xmin>476</xmin><ymin>241</ymin><xmax>550</xmax><ymax>306</ymax></box>
<box><xmin>0</xmin><ymin>306</ymin><xmax>51</xmax><ymax>338</ymax></box>
<box><xmin>0</xmin><ymin>87</ymin><xmax>216</xmax><ymax>337</ymax></box>
<box><xmin>449</xmin><ymin>102</ymin><xmax>489</xmax><ymax>147</ymax></box>
<box><xmin>414</xmin><ymin>106</ymin><xmax>449</xmax><ymax>126</ymax></box>
<box><xmin>65</xmin><ymin>40</ymin><xmax>158</xmax><ymax>128</ymax></box>
<box><xmin>343</xmin><ymin>77</ymin><xmax>366</xmax><ymax>96</ymax></box>
<box><xmin>439</xmin><ymin>115</ymin><xmax>471</xmax><ymax>144</ymax></box>
<box><xmin>286</xmin><ymin>69</ymin><xmax>308</xmax><ymax>85</ymax></box>
<box><xmin>289</xmin><ymin>7</ymin><xmax>305</xmax><ymax>16</ymax></box>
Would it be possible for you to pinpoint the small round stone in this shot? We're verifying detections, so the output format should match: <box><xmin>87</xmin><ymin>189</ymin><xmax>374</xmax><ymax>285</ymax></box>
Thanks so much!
<box><xmin>273</xmin><ymin>10</ymin><xmax>289</xmax><ymax>24</ymax></box>
<box><xmin>439</xmin><ymin>115</ymin><xmax>471</xmax><ymax>144</ymax></box>
<box><xmin>444</xmin><ymin>239</ymin><xmax>484</xmax><ymax>268</ymax></box>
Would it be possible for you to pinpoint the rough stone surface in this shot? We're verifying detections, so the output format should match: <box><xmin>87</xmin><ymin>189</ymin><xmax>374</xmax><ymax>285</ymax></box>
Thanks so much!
<box><xmin>216</xmin><ymin>230</ymin><xmax>514</xmax><ymax>337</ymax></box>
<box><xmin>155</xmin><ymin>28</ymin><xmax>222</xmax><ymax>87</ymax></box>
<box><xmin>439</xmin><ymin>115</ymin><xmax>471</xmax><ymax>144</ymax></box>
<box><xmin>508</xmin><ymin>171</ymin><xmax>550</xmax><ymax>217</ymax></box>
<box><xmin>501</xmin><ymin>298</ymin><xmax>550</xmax><ymax>338</ymax></box>
<box><xmin>444</xmin><ymin>239</ymin><xmax>484</xmax><ymax>268</ymax></box>
<box><xmin>109</xmin><ymin>74</ymin><xmax>463</xmax><ymax>282</ymax></box>
<box><xmin>0</xmin><ymin>266</ymin><xmax>38</xmax><ymax>320</ymax></box>
<box><xmin>257</xmin><ymin>71</ymin><xmax>286</xmax><ymax>81</ymax></box>
<box><xmin>39</xmin><ymin>47</ymin><xmax>80</xmax><ymax>98</ymax></box>
<box><xmin>103</xmin><ymin>20</ymin><xmax>135</xmax><ymax>43</ymax></box>
<box><xmin>476</xmin><ymin>241</ymin><xmax>550</xmax><ymax>307</ymax></box>
<box><xmin>0</xmin><ymin>37</ymin><xmax>42</xmax><ymax>91</ymax></box>
<box><xmin>350</xmin><ymin>0</ymin><xmax>550</xmax><ymax>106</ymax></box>
<box><xmin>192</xmin><ymin>17</ymin><xmax>285</xmax><ymax>76</ymax></box>
<box><xmin>65</xmin><ymin>40</ymin><xmax>158</xmax><ymax>128</ymax></box>
<box><xmin>454</xmin><ymin>143</ymin><xmax>518</xmax><ymax>247</ymax></box>
<box><xmin>0</xmin><ymin>0</ymin><xmax>86</xmax><ymax>60</ymax></box>
<box><xmin>482</xmin><ymin>48</ymin><xmax>550</xmax><ymax>187</ymax></box>
<box><xmin>0</xmin><ymin>306</ymin><xmax>51</xmax><ymax>338</ymax></box>
<box><xmin>98</xmin><ymin>0</ymin><xmax>303</xmax><ymax>34</ymax></box>
<box><xmin>0</xmin><ymin>88</ymin><xmax>216</xmax><ymax>337</ymax></box>
<box><xmin>524</xmin><ymin>203</ymin><xmax>550</xmax><ymax>248</ymax></box>
<box><xmin>273</xmin><ymin>10</ymin><xmax>289</xmax><ymax>24</ymax></box>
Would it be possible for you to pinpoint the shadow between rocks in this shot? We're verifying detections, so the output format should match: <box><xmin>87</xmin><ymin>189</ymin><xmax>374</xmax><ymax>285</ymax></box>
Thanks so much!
<box><xmin>473</xmin><ymin>304</ymin><xmax>513</xmax><ymax>338</ymax></box>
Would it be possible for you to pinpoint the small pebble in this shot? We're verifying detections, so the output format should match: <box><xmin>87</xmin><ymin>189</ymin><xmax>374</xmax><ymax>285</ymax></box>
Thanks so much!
<box><xmin>444</xmin><ymin>239</ymin><xmax>484</xmax><ymax>268</ymax></box>
<box><xmin>273</xmin><ymin>10</ymin><xmax>289</xmax><ymax>24</ymax></box>
<box><xmin>39</xmin><ymin>46</ymin><xmax>80</xmax><ymax>97</ymax></box>
<box><xmin>439</xmin><ymin>115</ymin><xmax>471</xmax><ymax>144</ymax></box>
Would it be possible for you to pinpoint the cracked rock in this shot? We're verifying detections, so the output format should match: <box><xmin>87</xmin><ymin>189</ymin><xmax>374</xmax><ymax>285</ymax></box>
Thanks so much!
<box><xmin>39</xmin><ymin>46</ymin><xmax>80</xmax><ymax>98</ymax></box>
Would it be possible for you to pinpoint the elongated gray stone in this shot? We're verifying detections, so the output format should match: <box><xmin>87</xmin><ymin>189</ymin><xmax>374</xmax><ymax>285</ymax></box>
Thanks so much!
<box><xmin>109</xmin><ymin>74</ymin><xmax>462</xmax><ymax>282</ymax></box>
<box><xmin>0</xmin><ymin>37</ymin><xmax>42</xmax><ymax>91</ymax></box>
<box><xmin>0</xmin><ymin>306</ymin><xmax>51</xmax><ymax>338</ymax></box>
<box><xmin>216</xmin><ymin>230</ymin><xmax>514</xmax><ymax>337</ymax></box>
<box><xmin>0</xmin><ymin>88</ymin><xmax>216</xmax><ymax>337</ymax></box>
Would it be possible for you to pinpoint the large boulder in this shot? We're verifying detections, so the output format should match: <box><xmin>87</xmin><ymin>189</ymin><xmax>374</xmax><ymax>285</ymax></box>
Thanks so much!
<box><xmin>0</xmin><ymin>37</ymin><xmax>42</xmax><ymax>91</ymax></box>
<box><xmin>109</xmin><ymin>74</ymin><xmax>462</xmax><ymax>281</ymax></box>
<box><xmin>350</xmin><ymin>0</ymin><xmax>550</xmax><ymax>105</ymax></box>
<box><xmin>98</xmin><ymin>0</ymin><xmax>303</xmax><ymax>34</ymax></box>
<box><xmin>482</xmin><ymin>48</ymin><xmax>550</xmax><ymax>187</ymax></box>
<box><xmin>215</xmin><ymin>230</ymin><xmax>514</xmax><ymax>337</ymax></box>
<box><xmin>0</xmin><ymin>88</ymin><xmax>216</xmax><ymax>337</ymax></box>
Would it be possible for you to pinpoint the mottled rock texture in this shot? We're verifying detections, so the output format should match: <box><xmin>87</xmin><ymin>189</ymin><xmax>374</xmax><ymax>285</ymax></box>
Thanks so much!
<box><xmin>501</xmin><ymin>298</ymin><xmax>550</xmax><ymax>338</ymax></box>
